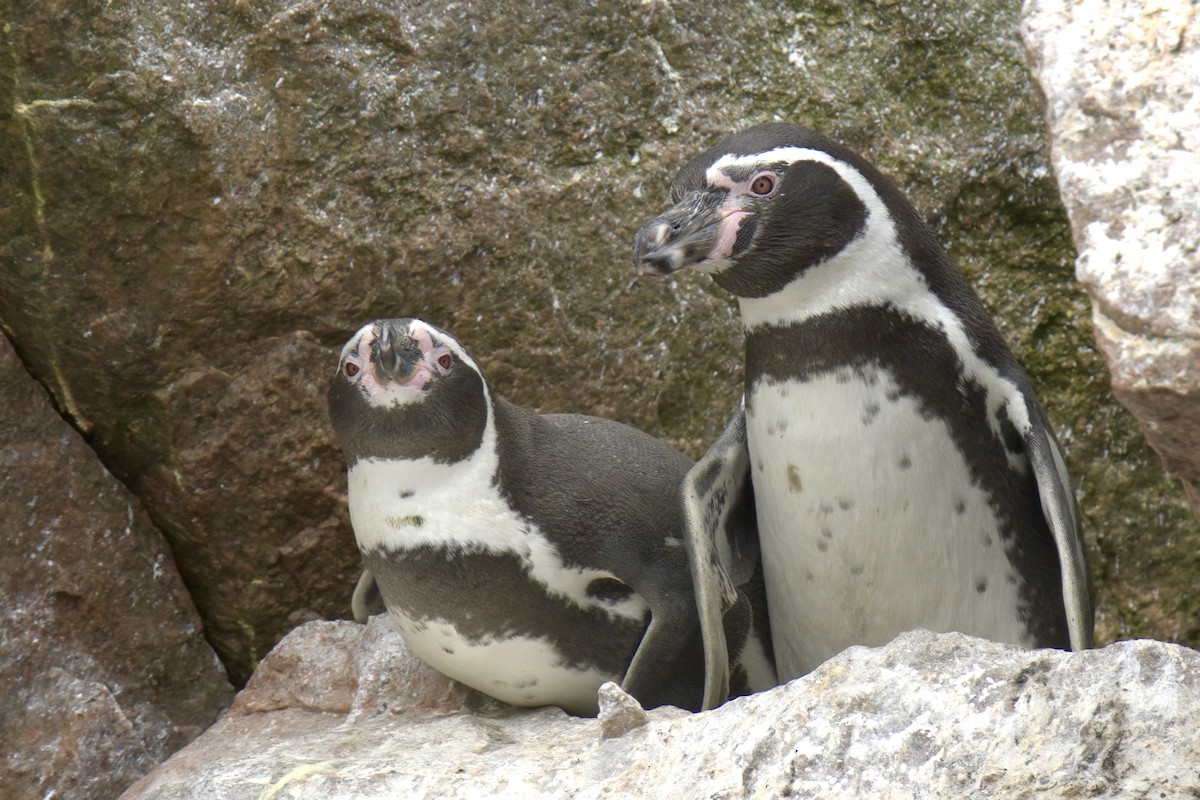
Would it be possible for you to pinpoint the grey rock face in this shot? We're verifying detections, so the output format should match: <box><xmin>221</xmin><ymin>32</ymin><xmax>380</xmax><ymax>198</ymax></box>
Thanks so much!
<box><xmin>0</xmin><ymin>335</ymin><xmax>233</xmax><ymax>800</ymax></box>
<box><xmin>123</xmin><ymin>623</ymin><xmax>1200</xmax><ymax>799</ymax></box>
<box><xmin>1022</xmin><ymin>0</ymin><xmax>1200</xmax><ymax>515</ymax></box>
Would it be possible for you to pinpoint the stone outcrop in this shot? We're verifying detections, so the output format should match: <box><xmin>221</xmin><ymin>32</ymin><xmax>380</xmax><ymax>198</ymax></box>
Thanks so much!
<box><xmin>1022</xmin><ymin>0</ymin><xmax>1200</xmax><ymax>517</ymax></box>
<box><xmin>0</xmin><ymin>334</ymin><xmax>233</xmax><ymax>800</ymax></box>
<box><xmin>123</xmin><ymin>620</ymin><xmax>1200</xmax><ymax>799</ymax></box>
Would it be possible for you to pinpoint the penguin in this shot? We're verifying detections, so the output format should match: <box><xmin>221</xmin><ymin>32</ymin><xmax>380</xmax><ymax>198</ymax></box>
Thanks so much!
<box><xmin>327</xmin><ymin>317</ymin><xmax>775</xmax><ymax>715</ymax></box>
<box><xmin>632</xmin><ymin>122</ymin><xmax>1093</xmax><ymax>701</ymax></box>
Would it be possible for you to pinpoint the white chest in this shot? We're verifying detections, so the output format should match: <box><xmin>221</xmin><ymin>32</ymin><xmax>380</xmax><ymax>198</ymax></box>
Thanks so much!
<box><xmin>346</xmin><ymin>455</ymin><xmax>648</xmax><ymax>713</ymax></box>
<box><xmin>746</xmin><ymin>366</ymin><xmax>1028</xmax><ymax>680</ymax></box>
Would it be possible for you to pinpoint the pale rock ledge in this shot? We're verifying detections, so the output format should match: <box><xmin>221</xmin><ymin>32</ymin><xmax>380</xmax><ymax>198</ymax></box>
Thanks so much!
<box><xmin>121</xmin><ymin>618</ymin><xmax>1198</xmax><ymax>799</ymax></box>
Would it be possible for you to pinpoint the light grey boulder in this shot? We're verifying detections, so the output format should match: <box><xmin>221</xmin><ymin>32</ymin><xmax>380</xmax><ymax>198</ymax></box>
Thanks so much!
<box><xmin>1022</xmin><ymin>0</ymin><xmax>1200</xmax><ymax>515</ymax></box>
<box><xmin>122</xmin><ymin>620</ymin><xmax>1199</xmax><ymax>799</ymax></box>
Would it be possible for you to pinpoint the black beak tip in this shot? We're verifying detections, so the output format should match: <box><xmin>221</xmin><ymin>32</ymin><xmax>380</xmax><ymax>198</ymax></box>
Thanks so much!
<box><xmin>632</xmin><ymin>220</ymin><xmax>681</xmax><ymax>276</ymax></box>
<box><xmin>634</xmin><ymin>251</ymin><xmax>680</xmax><ymax>277</ymax></box>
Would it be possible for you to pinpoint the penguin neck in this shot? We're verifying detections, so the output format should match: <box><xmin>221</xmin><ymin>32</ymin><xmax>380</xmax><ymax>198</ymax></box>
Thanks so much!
<box><xmin>735</xmin><ymin>203</ymin><xmax>924</xmax><ymax>335</ymax></box>
<box><xmin>358</xmin><ymin>388</ymin><xmax>503</xmax><ymax>496</ymax></box>
<box><xmin>737</xmin><ymin>235</ymin><xmax>1035</xmax><ymax>459</ymax></box>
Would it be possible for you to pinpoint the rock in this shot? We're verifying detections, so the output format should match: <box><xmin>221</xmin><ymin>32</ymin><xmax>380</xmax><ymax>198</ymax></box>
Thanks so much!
<box><xmin>227</xmin><ymin>617</ymin><xmax>503</xmax><ymax>719</ymax></box>
<box><xmin>597</xmin><ymin>682</ymin><xmax>649</xmax><ymax>739</ymax></box>
<box><xmin>0</xmin><ymin>334</ymin><xmax>233</xmax><ymax>800</ymax></box>
<box><xmin>122</xmin><ymin>626</ymin><xmax>1200</xmax><ymax>798</ymax></box>
<box><xmin>2</xmin><ymin>0</ymin><xmax>1197</xmax><ymax>683</ymax></box>
<box><xmin>1021</xmin><ymin>0</ymin><xmax>1200</xmax><ymax>515</ymax></box>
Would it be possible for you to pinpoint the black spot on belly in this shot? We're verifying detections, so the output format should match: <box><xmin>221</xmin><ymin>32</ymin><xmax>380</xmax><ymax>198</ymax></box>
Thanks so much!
<box><xmin>837</xmin><ymin>497</ymin><xmax>854</xmax><ymax>511</ymax></box>
<box><xmin>399</xmin><ymin>489</ymin><xmax>415</xmax><ymax>499</ymax></box>
<box><xmin>955</xmin><ymin>499</ymin><xmax>966</xmax><ymax>515</ymax></box>
<box><xmin>587</xmin><ymin>577</ymin><xmax>634</xmax><ymax>604</ymax></box>
<box><xmin>819</xmin><ymin>502</ymin><xmax>834</xmax><ymax>515</ymax></box>
<box><xmin>787</xmin><ymin>464</ymin><xmax>803</xmax><ymax>493</ymax></box>
<box><xmin>821</xmin><ymin>527</ymin><xmax>833</xmax><ymax>539</ymax></box>
<box><xmin>862</xmin><ymin>402</ymin><xmax>881</xmax><ymax>425</ymax></box>
<box><xmin>975</xmin><ymin>578</ymin><xmax>988</xmax><ymax>594</ymax></box>
<box><xmin>897</xmin><ymin>454</ymin><xmax>912</xmax><ymax>470</ymax></box>
<box><xmin>442</xmin><ymin>646</ymin><xmax>455</xmax><ymax>654</ymax></box>
<box><xmin>850</xmin><ymin>564</ymin><xmax>865</xmax><ymax>575</ymax></box>
<box><xmin>816</xmin><ymin>540</ymin><xmax>829</xmax><ymax>553</ymax></box>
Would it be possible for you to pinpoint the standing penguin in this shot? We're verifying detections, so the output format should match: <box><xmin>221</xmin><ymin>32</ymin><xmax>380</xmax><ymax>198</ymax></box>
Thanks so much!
<box><xmin>328</xmin><ymin>317</ymin><xmax>774</xmax><ymax>715</ymax></box>
<box><xmin>632</xmin><ymin>123</ymin><xmax>1092</xmax><ymax>700</ymax></box>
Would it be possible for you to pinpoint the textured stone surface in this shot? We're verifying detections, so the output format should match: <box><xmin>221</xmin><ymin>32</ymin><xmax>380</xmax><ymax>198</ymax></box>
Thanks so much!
<box><xmin>123</xmin><ymin>624</ymin><xmax>1200</xmax><ymax>799</ymax></box>
<box><xmin>1022</xmin><ymin>0</ymin><xmax>1200</xmax><ymax>643</ymax></box>
<box><xmin>2</xmin><ymin>0</ymin><xmax>1197</xmax><ymax>684</ymax></box>
<box><xmin>597</xmin><ymin>681</ymin><xmax>649</xmax><ymax>739</ymax></box>
<box><xmin>1023</xmin><ymin>0</ymin><xmax>1200</xmax><ymax>509</ymax></box>
<box><xmin>0</xmin><ymin>334</ymin><xmax>233</xmax><ymax>800</ymax></box>
<box><xmin>228</xmin><ymin>617</ymin><xmax>503</xmax><ymax>719</ymax></box>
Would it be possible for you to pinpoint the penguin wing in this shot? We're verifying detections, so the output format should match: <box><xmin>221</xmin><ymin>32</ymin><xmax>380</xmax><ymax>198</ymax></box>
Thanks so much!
<box><xmin>681</xmin><ymin>401</ymin><xmax>760</xmax><ymax>709</ymax></box>
<box><xmin>351</xmin><ymin>567</ymin><xmax>386</xmax><ymax>622</ymax></box>
<box><xmin>1025</xmin><ymin>403</ymin><xmax>1094</xmax><ymax>650</ymax></box>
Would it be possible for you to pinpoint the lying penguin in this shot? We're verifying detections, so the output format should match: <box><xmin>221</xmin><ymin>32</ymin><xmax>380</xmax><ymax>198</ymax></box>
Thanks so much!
<box><xmin>328</xmin><ymin>317</ymin><xmax>776</xmax><ymax>715</ymax></box>
<box><xmin>633</xmin><ymin>122</ymin><xmax>1093</xmax><ymax>705</ymax></box>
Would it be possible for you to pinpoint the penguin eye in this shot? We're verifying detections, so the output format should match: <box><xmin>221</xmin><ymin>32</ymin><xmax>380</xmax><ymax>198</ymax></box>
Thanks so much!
<box><xmin>344</xmin><ymin>361</ymin><xmax>360</xmax><ymax>378</ymax></box>
<box><xmin>437</xmin><ymin>354</ymin><xmax>453</xmax><ymax>370</ymax></box>
<box><xmin>749</xmin><ymin>173</ymin><xmax>777</xmax><ymax>196</ymax></box>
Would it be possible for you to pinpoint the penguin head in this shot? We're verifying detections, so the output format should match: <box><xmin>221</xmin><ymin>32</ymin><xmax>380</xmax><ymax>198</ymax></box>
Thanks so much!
<box><xmin>633</xmin><ymin>123</ymin><xmax>909</xmax><ymax>300</ymax></box>
<box><xmin>328</xmin><ymin>318</ymin><xmax>489</xmax><ymax>464</ymax></box>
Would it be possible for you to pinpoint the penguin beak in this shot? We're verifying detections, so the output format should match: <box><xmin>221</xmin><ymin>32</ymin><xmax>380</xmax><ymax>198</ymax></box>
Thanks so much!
<box><xmin>632</xmin><ymin>190</ymin><xmax>726</xmax><ymax>276</ymax></box>
<box><xmin>372</xmin><ymin>322</ymin><xmax>424</xmax><ymax>384</ymax></box>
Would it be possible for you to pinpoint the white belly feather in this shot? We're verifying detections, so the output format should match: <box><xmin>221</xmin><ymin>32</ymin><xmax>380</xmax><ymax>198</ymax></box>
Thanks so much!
<box><xmin>747</xmin><ymin>366</ymin><xmax>1028</xmax><ymax>680</ymax></box>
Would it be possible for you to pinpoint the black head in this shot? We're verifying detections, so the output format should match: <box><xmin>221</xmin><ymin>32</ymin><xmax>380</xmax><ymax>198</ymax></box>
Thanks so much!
<box><xmin>327</xmin><ymin>318</ymin><xmax>489</xmax><ymax>464</ymax></box>
<box><xmin>633</xmin><ymin>123</ymin><xmax>927</xmax><ymax>299</ymax></box>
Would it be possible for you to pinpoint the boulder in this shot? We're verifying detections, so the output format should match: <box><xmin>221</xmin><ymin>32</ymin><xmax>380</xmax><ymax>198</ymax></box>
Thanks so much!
<box><xmin>122</xmin><ymin>620</ymin><xmax>1200</xmax><ymax>799</ymax></box>
<box><xmin>1022</xmin><ymin>0</ymin><xmax>1200</xmax><ymax>516</ymax></box>
<box><xmin>0</xmin><ymin>334</ymin><xmax>233</xmax><ymax>800</ymax></box>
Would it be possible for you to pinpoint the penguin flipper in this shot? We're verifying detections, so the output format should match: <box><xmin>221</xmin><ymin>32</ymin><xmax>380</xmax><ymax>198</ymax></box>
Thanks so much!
<box><xmin>681</xmin><ymin>401</ymin><xmax>760</xmax><ymax>710</ymax></box>
<box><xmin>351</xmin><ymin>567</ymin><xmax>386</xmax><ymax>623</ymax></box>
<box><xmin>1025</xmin><ymin>404</ymin><xmax>1093</xmax><ymax>650</ymax></box>
<box><xmin>620</xmin><ymin>600</ymin><xmax>708</xmax><ymax>712</ymax></box>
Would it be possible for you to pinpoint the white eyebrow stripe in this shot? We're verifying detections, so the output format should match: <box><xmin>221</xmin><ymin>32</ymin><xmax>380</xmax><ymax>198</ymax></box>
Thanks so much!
<box><xmin>705</xmin><ymin>146</ymin><xmax>837</xmax><ymax>186</ymax></box>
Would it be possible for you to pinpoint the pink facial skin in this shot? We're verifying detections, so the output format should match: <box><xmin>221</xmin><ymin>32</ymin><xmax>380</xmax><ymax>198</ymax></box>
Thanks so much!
<box><xmin>704</xmin><ymin>169</ymin><xmax>775</xmax><ymax>262</ymax></box>
<box><xmin>408</xmin><ymin>322</ymin><xmax>455</xmax><ymax>378</ymax></box>
<box><xmin>347</xmin><ymin>323</ymin><xmax>446</xmax><ymax>398</ymax></box>
<box><xmin>711</xmin><ymin>204</ymin><xmax>750</xmax><ymax>261</ymax></box>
